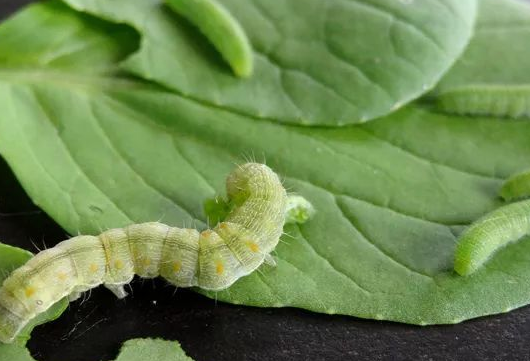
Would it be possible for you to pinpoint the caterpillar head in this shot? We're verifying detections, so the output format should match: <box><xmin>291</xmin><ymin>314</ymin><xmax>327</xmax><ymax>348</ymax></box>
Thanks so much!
<box><xmin>0</xmin><ymin>287</ymin><xmax>27</xmax><ymax>344</ymax></box>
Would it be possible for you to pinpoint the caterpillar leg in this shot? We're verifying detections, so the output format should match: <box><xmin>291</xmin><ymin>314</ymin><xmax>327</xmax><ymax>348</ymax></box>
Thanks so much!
<box><xmin>104</xmin><ymin>284</ymin><xmax>128</xmax><ymax>299</ymax></box>
<box><xmin>263</xmin><ymin>254</ymin><xmax>277</xmax><ymax>267</ymax></box>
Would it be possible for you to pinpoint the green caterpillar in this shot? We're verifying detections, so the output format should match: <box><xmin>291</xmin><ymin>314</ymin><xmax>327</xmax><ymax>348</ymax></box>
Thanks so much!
<box><xmin>436</xmin><ymin>84</ymin><xmax>530</xmax><ymax>119</ymax></box>
<box><xmin>165</xmin><ymin>0</ymin><xmax>253</xmax><ymax>78</ymax></box>
<box><xmin>500</xmin><ymin>169</ymin><xmax>530</xmax><ymax>201</ymax></box>
<box><xmin>0</xmin><ymin>163</ymin><xmax>313</xmax><ymax>343</ymax></box>
<box><xmin>454</xmin><ymin>199</ymin><xmax>530</xmax><ymax>276</ymax></box>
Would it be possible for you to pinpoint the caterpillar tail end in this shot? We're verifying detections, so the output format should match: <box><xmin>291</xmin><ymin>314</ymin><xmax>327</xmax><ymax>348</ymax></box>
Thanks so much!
<box><xmin>453</xmin><ymin>260</ymin><xmax>474</xmax><ymax>277</ymax></box>
<box><xmin>234</xmin><ymin>57</ymin><xmax>253</xmax><ymax>79</ymax></box>
<box><xmin>454</xmin><ymin>241</ymin><xmax>482</xmax><ymax>277</ymax></box>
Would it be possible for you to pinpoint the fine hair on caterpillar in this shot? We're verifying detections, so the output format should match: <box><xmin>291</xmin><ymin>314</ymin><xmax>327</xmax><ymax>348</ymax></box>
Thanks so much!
<box><xmin>0</xmin><ymin>163</ymin><xmax>314</xmax><ymax>343</ymax></box>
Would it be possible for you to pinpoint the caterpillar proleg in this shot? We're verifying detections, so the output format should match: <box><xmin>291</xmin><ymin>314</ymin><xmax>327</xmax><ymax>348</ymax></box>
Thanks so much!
<box><xmin>0</xmin><ymin>163</ymin><xmax>302</xmax><ymax>343</ymax></box>
<box><xmin>165</xmin><ymin>0</ymin><xmax>254</xmax><ymax>78</ymax></box>
<box><xmin>454</xmin><ymin>199</ymin><xmax>530</xmax><ymax>276</ymax></box>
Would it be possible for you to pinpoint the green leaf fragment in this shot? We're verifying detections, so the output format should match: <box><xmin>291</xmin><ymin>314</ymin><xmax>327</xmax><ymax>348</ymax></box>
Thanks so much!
<box><xmin>0</xmin><ymin>338</ymin><xmax>195</xmax><ymax>361</ymax></box>
<box><xmin>165</xmin><ymin>0</ymin><xmax>253</xmax><ymax>78</ymax></box>
<box><xmin>111</xmin><ymin>339</ymin><xmax>194</xmax><ymax>361</ymax></box>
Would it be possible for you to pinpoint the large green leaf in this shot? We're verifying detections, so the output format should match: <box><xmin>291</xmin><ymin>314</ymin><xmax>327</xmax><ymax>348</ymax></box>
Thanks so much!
<box><xmin>1</xmin><ymin>0</ymin><xmax>530</xmax><ymax>327</ymax></box>
<box><xmin>435</xmin><ymin>0</ymin><xmax>530</xmax><ymax>92</ymax></box>
<box><xmin>62</xmin><ymin>0</ymin><xmax>477</xmax><ymax>125</ymax></box>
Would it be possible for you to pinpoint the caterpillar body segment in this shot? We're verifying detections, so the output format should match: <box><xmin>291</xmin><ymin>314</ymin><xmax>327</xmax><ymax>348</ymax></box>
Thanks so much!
<box><xmin>0</xmin><ymin>163</ymin><xmax>287</xmax><ymax>343</ymax></box>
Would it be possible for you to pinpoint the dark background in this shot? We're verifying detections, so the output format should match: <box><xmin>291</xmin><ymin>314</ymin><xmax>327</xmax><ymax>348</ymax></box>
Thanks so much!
<box><xmin>1</xmin><ymin>2</ymin><xmax>530</xmax><ymax>361</ymax></box>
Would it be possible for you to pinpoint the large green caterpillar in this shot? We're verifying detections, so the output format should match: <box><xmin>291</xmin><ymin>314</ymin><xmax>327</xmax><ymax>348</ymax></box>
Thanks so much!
<box><xmin>454</xmin><ymin>168</ymin><xmax>530</xmax><ymax>276</ymax></box>
<box><xmin>436</xmin><ymin>84</ymin><xmax>530</xmax><ymax>119</ymax></box>
<box><xmin>454</xmin><ymin>199</ymin><xmax>530</xmax><ymax>276</ymax></box>
<box><xmin>165</xmin><ymin>0</ymin><xmax>253</xmax><ymax>78</ymax></box>
<box><xmin>0</xmin><ymin>163</ymin><xmax>311</xmax><ymax>343</ymax></box>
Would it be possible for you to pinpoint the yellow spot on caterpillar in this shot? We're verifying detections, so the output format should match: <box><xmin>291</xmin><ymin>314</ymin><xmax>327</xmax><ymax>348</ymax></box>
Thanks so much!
<box><xmin>114</xmin><ymin>259</ymin><xmax>124</xmax><ymax>270</ymax></box>
<box><xmin>201</xmin><ymin>230</ymin><xmax>213</xmax><ymax>238</ymax></box>
<box><xmin>216</xmin><ymin>261</ymin><xmax>224</xmax><ymax>275</ymax></box>
<box><xmin>57</xmin><ymin>271</ymin><xmax>68</xmax><ymax>281</ymax></box>
<box><xmin>173</xmin><ymin>261</ymin><xmax>181</xmax><ymax>273</ymax></box>
<box><xmin>89</xmin><ymin>263</ymin><xmax>98</xmax><ymax>273</ymax></box>
<box><xmin>142</xmin><ymin>258</ymin><xmax>152</xmax><ymax>267</ymax></box>
<box><xmin>247</xmin><ymin>241</ymin><xmax>259</xmax><ymax>253</ymax></box>
<box><xmin>219</xmin><ymin>222</ymin><xmax>228</xmax><ymax>230</ymax></box>
<box><xmin>24</xmin><ymin>287</ymin><xmax>35</xmax><ymax>298</ymax></box>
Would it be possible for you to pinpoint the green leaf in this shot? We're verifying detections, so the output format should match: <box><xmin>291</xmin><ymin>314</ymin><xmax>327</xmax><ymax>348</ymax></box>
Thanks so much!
<box><xmin>111</xmin><ymin>339</ymin><xmax>194</xmax><ymax>361</ymax></box>
<box><xmin>1</xmin><ymin>0</ymin><xmax>530</xmax><ymax>326</ymax></box>
<box><xmin>435</xmin><ymin>0</ymin><xmax>530</xmax><ymax>92</ymax></box>
<box><xmin>62</xmin><ymin>0</ymin><xmax>477</xmax><ymax>125</ymax></box>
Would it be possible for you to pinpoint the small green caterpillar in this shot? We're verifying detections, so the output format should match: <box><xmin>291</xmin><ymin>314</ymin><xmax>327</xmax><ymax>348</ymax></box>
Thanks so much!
<box><xmin>500</xmin><ymin>169</ymin><xmax>530</xmax><ymax>201</ymax></box>
<box><xmin>436</xmin><ymin>84</ymin><xmax>530</xmax><ymax>119</ymax></box>
<box><xmin>454</xmin><ymin>199</ymin><xmax>530</xmax><ymax>276</ymax></box>
<box><xmin>0</xmin><ymin>163</ymin><xmax>313</xmax><ymax>343</ymax></box>
<box><xmin>165</xmin><ymin>0</ymin><xmax>253</xmax><ymax>78</ymax></box>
